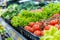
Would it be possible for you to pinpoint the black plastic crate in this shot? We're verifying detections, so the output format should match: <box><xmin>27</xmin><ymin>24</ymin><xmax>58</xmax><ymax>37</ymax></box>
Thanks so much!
<box><xmin>9</xmin><ymin>26</ymin><xmax>40</xmax><ymax>40</ymax></box>
<box><xmin>1</xmin><ymin>16</ymin><xmax>11</xmax><ymax>24</ymax></box>
<box><xmin>18</xmin><ymin>27</ymin><xmax>40</xmax><ymax>40</ymax></box>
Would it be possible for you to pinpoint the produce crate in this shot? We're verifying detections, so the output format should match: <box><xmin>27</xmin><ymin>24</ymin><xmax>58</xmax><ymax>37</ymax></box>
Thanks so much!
<box><xmin>1</xmin><ymin>17</ymin><xmax>40</xmax><ymax>40</ymax></box>
<box><xmin>43</xmin><ymin>14</ymin><xmax>60</xmax><ymax>26</ymax></box>
<box><xmin>10</xmin><ymin>24</ymin><xmax>40</xmax><ymax>40</ymax></box>
<box><xmin>8</xmin><ymin>26</ymin><xmax>40</xmax><ymax>40</ymax></box>
<box><xmin>1</xmin><ymin>16</ymin><xmax>10</xmax><ymax>24</ymax></box>
<box><xmin>17</xmin><ymin>27</ymin><xmax>40</xmax><ymax>40</ymax></box>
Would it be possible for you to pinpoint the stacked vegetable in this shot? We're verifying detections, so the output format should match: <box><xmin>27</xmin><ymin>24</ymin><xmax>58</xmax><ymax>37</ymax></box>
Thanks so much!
<box><xmin>11</xmin><ymin>10</ymin><xmax>42</xmax><ymax>27</ymax></box>
<box><xmin>41</xmin><ymin>26</ymin><xmax>60</xmax><ymax>40</ymax></box>
<box><xmin>0</xmin><ymin>25</ymin><xmax>5</xmax><ymax>34</ymax></box>
<box><xmin>24</xmin><ymin>22</ymin><xmax>44</xmax><ymax>36</ymax></box>
<box><xmin>5</xmin><ymin>37</ymin><xmax>12</xmax><ymax>40</ymax></box>
<box><xmin>11</xmin><ymin>3</ymin><xmax>60</xmax><ymax>27</ymax></box>
<box><xmin>40</xmin><ymin>14</ymin><xmax>60</xmax><ymax>40</ymax></box>
<box><xmin>24</xmin><ymin>14</ymin><xmax>60</xmax><ymax>36</ymax></box>
<box><xmin>2</xmin><ymin>1</ymin><xmax>45</xmax><ymax>20</ymax></box>
<box><xmin>2</xmin><ymin>4</ymin><xmax>20</xmax><ymax>20</ymax></box>
<box><xmin>18</xmin><ymin>1</ymin><xmax>41</xmax><ymax>10</ymax></box>
<box><xmin>41</xmin><ymin>3</ymin><xmax>60</xmax><ymax>19</ymax></box>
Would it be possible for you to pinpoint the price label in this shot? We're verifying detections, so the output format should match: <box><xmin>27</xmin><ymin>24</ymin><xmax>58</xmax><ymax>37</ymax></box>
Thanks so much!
<box><xmin>9</xmin><ymin>29</ymin><xmax>16</xmax><ymax>38</ymax></box>
<box><xmin>17</xmin><ymin>37</ymin><xmax>22</xmax><ymax>40</ymax></box>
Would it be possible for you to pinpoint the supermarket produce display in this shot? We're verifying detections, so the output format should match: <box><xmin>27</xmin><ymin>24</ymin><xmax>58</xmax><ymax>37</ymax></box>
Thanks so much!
<box><xmin>1</xmin><ymin>1</ymin><xmax>60</xmax><ymax>40</ymax></box>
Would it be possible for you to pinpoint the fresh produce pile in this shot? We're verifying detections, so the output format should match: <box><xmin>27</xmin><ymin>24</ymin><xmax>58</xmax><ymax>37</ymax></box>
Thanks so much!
<box><xmin>11</xmin><ymin>10</ymin><xmax>42</xmax><ymax>27</ymax></box>
<box><xmin>24</xmin><ymin>14</ymin><xmax>60</xmax><ymax>36</ymax></box>
<box><xmin>0</xmin><ymin>25</ymin><xmax>5</xmax><ymax>34</ymax></box>
<box><xmin>18</xmin><ymin>1</ymin><xmax>41</xmax><ymax>10</ymax></box>
<box><xmin>24</xmin><ymin>22</ymin><xmax>44</xmax><ymax>36</ymax></box>
<box><xmin>40</xmin><ymin>14</ymin><xmax>60</xmax><ymax>40</ymax></box>
<box><xmin>41</xmin><ymin>26</ymin><xmax>60</xmax><ymax>40</ymax></box>
<box><xmin>2</xmin><ymin>4</ymin><xmax>20</xmax><ymax>20</ymax></box>
<box><xmin>5</xmin><ymin>37</ymin><xmax>12</xmax><ymax>40</ymax></box>
<box><xmin>11</xmin><ymin>3</ymin><xmax>60</xmax><ymax>27</ymax></box>
<box><xmin>41</xmin><ymin>3</ymin><xmax>60</xmax><ymax>19</ymax></box>
<box><xmin>2</xmin><ymin>1</ymin><xmax>45</xmax><ymax>20</ymax></box>
<box><xmin>43</xmin><ymin>14</ymin><xmax>60</xmax><ymax>26</ymax></box>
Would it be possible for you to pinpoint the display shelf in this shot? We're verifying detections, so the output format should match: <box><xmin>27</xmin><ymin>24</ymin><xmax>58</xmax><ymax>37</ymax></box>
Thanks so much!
<box><xmin>0</xmin><ymin>35</ymin><xmax>2</xmax><ymax>40</ymax></box>
<box><xmin>0</xmin><ymin>17</ymin><xmax>27</xmax><ymax>40</ymax></box>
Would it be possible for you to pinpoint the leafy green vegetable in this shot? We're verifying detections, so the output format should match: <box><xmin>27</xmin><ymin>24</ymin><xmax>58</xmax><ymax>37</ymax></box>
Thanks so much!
<box><xmin>5</xmin><ymin>37</ymin><xmax>12</xmax><ymax>40</ymax></box>
<box><xmin>44</xmin><ymin>26</ymin><xmax>58</xmax><ymax>36</ymax></box>
<box><xmin>40</xmin><ymin>26</ymin><xmax>60</xmax><ymax>40</ymax></box>
<box><xmin>41</xmin><ymin>3</ymin><xmax>60</xmax><ymax>19</ymax></box>
<box><xmin>11</xmin><ymin>3</ymin><xmax>60</xmax><ymax>27</ymax></box>
<box><xmin>2</xmin><ymin>4</ymin><xmax>20</xmax><ymax>20</ymax></box>
<box><xmin>2</xmin><ymin>1</ymin><xmax>44</xmax><ymax>20</ymax></box>
<box><xmin>18</xmin><ymin>1</ymin><xmax>41</xmax><ymax>10</ymax></box>
<box><xmin>0</xmin><ymin>25</ymin><xmax>6</xmax><ymax>34</ymax></box>
<box><xmin>11</xmin><ymin>10</ymin><xmax>42</xmax><ymax>27</ymax></box>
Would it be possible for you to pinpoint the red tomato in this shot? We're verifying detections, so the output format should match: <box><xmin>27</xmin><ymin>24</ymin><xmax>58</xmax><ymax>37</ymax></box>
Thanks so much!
<box><xmin>44</xmin><ymin>25</ymin><xmax>51</xmax><ymax>30</ymax></box>
<box><xmin>29</xmin><ymin>22</ymin><xmax>35</xmax><ymax>27</ymax></box>
<box><xmin>49</xmin><ymin>19</ymin><xmax>58</xmax><ymax>25</ymax></box>
<box><xmin>29</xmin><ymin>28</ymin><xmax>34</xmax><ymax>33</ymax></box>
<box><xmin>24</xmin><ymin>26</ymin><xmax>31</xmax><ymax>31</ymax></box>
<box><xmin>34</xmin><ymin>30</ymin><xmax>43</xmax><ymax>36</ymax></box>
<box><xmin>32</xmin><ymin>24</ymin><xmax>41</xmax><ymax>31</ymax></box>
<box><xmin>40</xmin><ymin>31</ymin><xmax>44</xmax><ymax>36</ymax></box>
<box><xmin>55</xmin><ymin>24</ymin><xmax>60</xmax><ymax>29</ymax></box>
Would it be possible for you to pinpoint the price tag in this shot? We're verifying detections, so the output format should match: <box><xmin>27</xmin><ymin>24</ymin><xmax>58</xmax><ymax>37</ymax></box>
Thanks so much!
<box><xmin>9</xmin><ymin>29</ymin><xmax>16</xmax><ymax>38</ymax></box>
<box><xmin>17</xmin><ymin>36</ymin><xmax>22</xmax><ymax>40</ymax></box>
